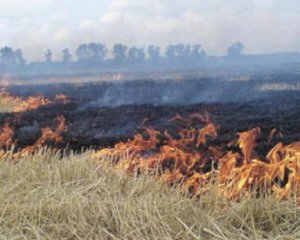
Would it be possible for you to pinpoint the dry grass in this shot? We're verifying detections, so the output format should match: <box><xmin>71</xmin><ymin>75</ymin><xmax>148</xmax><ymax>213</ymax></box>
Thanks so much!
<box><xmin>1</xmin><ymin>102</ymin><xmax>300</xmax><ymax>239</ymax></box>
<box><xmin>0</xmin><ymin>149</ymin><xmax>299</xmax><ymax>239</ymax></box>
<box><xmin>0</xmin><ymin>101</ymin><xmax>18</xmax><ymax>113</ymax></box>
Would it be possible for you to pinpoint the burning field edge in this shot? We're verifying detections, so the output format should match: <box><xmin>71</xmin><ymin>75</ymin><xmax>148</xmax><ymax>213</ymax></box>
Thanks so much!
<box><xmin>1</xmin><ymin>87</ymin><xmax>300</xmax><ymax>200</ymax></box>
<box><xmin>1</xmin><ymin>85</ymin><xmax>300</xmax><ymax>238</ymax></box>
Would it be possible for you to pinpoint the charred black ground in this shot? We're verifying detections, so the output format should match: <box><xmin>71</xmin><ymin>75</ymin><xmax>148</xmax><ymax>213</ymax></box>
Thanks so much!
<box><xmin>1</xmin><ymin>77</ymin><xmax>300</xmax><ymax>159</ymax></box>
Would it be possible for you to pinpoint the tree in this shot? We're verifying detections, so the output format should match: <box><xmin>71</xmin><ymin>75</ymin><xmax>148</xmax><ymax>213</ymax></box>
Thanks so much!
<box><xmin>112</xmin><ymin>44</ymin><xmax>127</xmax><ymax>63</ymax></box>
<box><xmin>190</xmin><ymin>44</ymin><xmax>206</xmax><ymax>60</ymax></box>
<box><xmin>45</xmin><ymin>49</ymin><xmax>52</xmax><ymax>63</ymax></box>
<box><xmin>88</xmin><ymin>43</ymin><xmax>107</xmax><ymax>61</ymax></box>
<box><xmin>0</xmin><ymin>47</ymin><xmax>25</xmax><ymax>66</ymax></box>
<box><xmin>0</xmin><ymin>47</ymin><xmax>15</xmax><ymax>66</ymax></box>
<box><xmin>128</xmin><ymin>47</ymin><xmax>145</xmax><ymax>63</ymax></box>
<box><xmin>165</xmin><ymin>43</ymin><xmax>206</xmax><ymax>64</ymax></box>
<box><xmin>183</xmin><ymin>44</ymin><xmax>192</xmax><ymax>58</ymax></box>
<box><xmin>76</xmin><ymin>43</ymin><xmax>107</xmax><ymax>62</ymax></box>
<box><xmin>174</xmin><ymin>44</ymin><xmax>186</xmax><ymax>58</ymax></box>
<box><xmin>148</xmin><ymin>45</ymin><xmax>160</xmax><ymax>62</ymax></box>
<box><xmin>14</xmin><ymin>49</ymin><xmax>25</xmax><ymax>65</ymax></box>
<box><xmin>76</xmin><ymin>44</ymin><xmax>90</xmax><ymax>62</ymax></box>
<box><xmin>165</xmin><ymin>45</ymin><xmax>176</xmax><ymax>61</ymax></box>
<box><xmin>227</xmin><ymin>42</ymin><xmax>244</xmax><ymax>57</ymax></box>
<box><xmin>62</xmin><ymin>48</ymin><xmax>72</xmax><ymax>63</ymax></box>
<box><xmin>136</xmin><ymin>48</ymin><xmax>145</xmax><ymax>62</ymax></box>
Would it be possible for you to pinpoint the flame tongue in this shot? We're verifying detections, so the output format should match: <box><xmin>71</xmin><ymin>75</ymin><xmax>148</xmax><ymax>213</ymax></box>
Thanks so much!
<box><xmin>0</xmin><ymin>118</ymin><xmax>67</xmax><ymax>156</ymax></box>
<box><xmin>96</xmin><ymin>113</ymin><xmax>220</xmax><ymax>188</ymax></box>
<box><xmin>115</xmin><ymin>127</ymin><xmax>160</xmax><ymax>154</ymax></box>
<box><xmin>18</xmin><ymin>116</ymin><xmax>67</xmax><ymax>157</ymax></box>
<box><xmin>55</xmin><ymin>94</ymin><xmax>70</xmax><ymax>104</ymax></box>
<box><xmin>197</xmin><ymin>122</ymin><xmax>218</xmax><ymax>147</ymax></box>
<box><xmin>0</xmin><ymin>123</ymin><xmax>14</xmax><ymax>147</ymax></box>
<box><xmin>0</xmin><ymin>88</ymin><xmax>69</xmax><ymax>113</ymax></box>
<box><xmin>94</xmin><ymin>113</ymin><xmax>300</xmax><ymax>200</ymax></box>
<box><xmin>13</xmin><ymin>96</ymin><xmax>51</xmax><ymax>112</ymax></box>
<box><xmin>237</xmin><ymin>127</ymin><xmax>261</xmax><ymax>163</ymax></box>
<box><xmin>0</xmin><ymin>88</ymin><xmax>22</xmax><ymax>109</ymax></box>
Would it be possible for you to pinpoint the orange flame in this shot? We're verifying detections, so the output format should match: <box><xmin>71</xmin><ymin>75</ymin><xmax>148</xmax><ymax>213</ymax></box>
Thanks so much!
<box><xmin>13</xmin><ymin>95</ymin><xmax>52</xmax><ymax>112</ymax></box>
<box><xmin>0</xmin><ymin>88</ymin><xmax>22</xmax><ymax>107</ymax></box>
<box><xmin>55</xmin><ymin>93</ymin><xmax>70</xmax><ymax>104</ymax></box>
<box><xmin>94</xmin><ymin>113</ymin><xmax>300</xmax><ymax>200</ymax></box>
<box><xmin>1</xmin><ymin>89</ymin><xmax>69</xmax><ymax>113</ymax></box>
<box><xmin>18</xmin><ymin>116</ymin><xmax>66</xmax><ymax>157</ymax></box>
<box><xmin>237</xmin><ymin>127</ymin><xmax>261</xmax><ymax>163</ymax></box>
<box><xmin>0</xmin><ymin>123</ymin><xmax>14</xmax><ymax>147</ymax></box>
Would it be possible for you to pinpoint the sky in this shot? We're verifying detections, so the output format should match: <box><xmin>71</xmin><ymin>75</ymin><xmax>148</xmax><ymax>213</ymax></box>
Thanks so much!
<box><xmin>0</xmin><ymin>0</ymin><xmax>299</xmax><ymax>61</ymax></box>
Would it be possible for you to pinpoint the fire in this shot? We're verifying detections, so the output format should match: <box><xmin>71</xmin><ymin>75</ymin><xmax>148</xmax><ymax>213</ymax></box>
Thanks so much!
<box><xmin>197</xmin><ymin>122</ymin><xmax>218</xmax><ymax>147</ymax></box>
<box><xmin>55</xmin><ymin>93</ymin><xmax>70</xmax><ymax>104</ymax></box>
<box><xmin>18</xmin><ymin>116</ymin><xmax>67</xmax><ymax>157</ymax></box>
<box><xmin>0</xmin><ymin>88</ymin><xmax>22</xmax><ymax>107</ymax></box>
<box><xmin>36</xmin><ymin>115</ymin><xmax>66</xmax><ymax>146</ymax></box>
<box><xmin>237</xmin><ymin>127</ymin><xmax>261</xmax><ymax>163</ymax></box>
<box><xmin>13</xmin><ymin>94</ymin><xmax>69</xmax><ymax>112</ymax></box>
<box><xmin>0</xmin><ymin>123</ymin><xmax>14</xmax><ymax>147</ymax></box>
<box><xmin>0</xmin><ymin>88</ymin><xmax>69</xmax><ymax>112</ymax></box>
<box><xmin>0</xmin><ymin>116</ymin><xmax>67</xmax><ymax>158</ymax></box>
<box><xmin>13</xmin><ymin>95</ymin><xmax>52</xmax><ymax>112</ymax></box>
<box><xmin>94</xmin><ymin>112</ymin><xmax>300</xmax><ymax>200</ymax></box>
<box><xmin>1</xmin><ymin>87</ymin><xmax>300</xmax><ymax>201</ymax></box>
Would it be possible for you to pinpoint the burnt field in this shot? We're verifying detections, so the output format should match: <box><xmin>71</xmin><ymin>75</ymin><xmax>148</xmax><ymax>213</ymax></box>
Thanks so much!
<box><xmin>2</xmin><ymin>76</ymin><xmax>300</xmax><ymax>200</ymax></box>
<box><xmin>1</xmin><ymin>77</ymin><xmax>300</xmax><ymax>158</ymax></box>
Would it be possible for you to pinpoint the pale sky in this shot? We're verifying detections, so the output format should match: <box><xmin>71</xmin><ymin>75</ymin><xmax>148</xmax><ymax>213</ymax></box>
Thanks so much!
<box><xmin>0</xmin><ymin>0</ymin><xmax>299</xmax><ymax>61</ymax></box>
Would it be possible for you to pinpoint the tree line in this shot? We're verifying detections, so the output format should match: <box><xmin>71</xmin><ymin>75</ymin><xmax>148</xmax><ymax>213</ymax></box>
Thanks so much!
<box><xmin>0</xmin><ymin>42</ymin><xmax>244</xmax><ymax>68</ymax></box>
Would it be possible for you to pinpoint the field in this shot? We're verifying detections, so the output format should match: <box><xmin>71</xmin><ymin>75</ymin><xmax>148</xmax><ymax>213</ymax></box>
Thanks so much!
<box><xmin>1</xmin><ymin>149</ymin><xmax>300</xmax><ymax>239</ymax></box>
<box><xmin>1</xmin><ymin>77</ymin><xmax>300</xmax><ymax>239</ymax></box>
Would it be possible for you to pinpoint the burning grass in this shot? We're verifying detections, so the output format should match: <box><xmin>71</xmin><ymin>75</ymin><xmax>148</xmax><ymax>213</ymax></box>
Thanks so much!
<box><xmin>0</xmin><ymin>88</ymin><xmax>69</xmax><ymax>113</ymax></box>
<box><xmin>1</xmin><ymin>96</ymin><xmax>300</xmax><ymax>201</ymax></box>
<box><xmin>1</xmin><ymin>88</ymin><xmax>300</xmax><ymax>201</ymax></box>
<box><xmin>0</xmin><ymin>88</ymin><xmax>22</xmax><ymax>112</ymax></box>
<box><xmin>94</xmin><ymin>113</ymin><xmax>300</xmax><ymax>201</ymax></box>
<box><xmin>0</xmin><ymin>115</ymin><xmax>66</xmax><ymax>158</ymax></box>
<box><xmin>0</xmin><ymin>149</ymin><xmax>300</xmax><ymax>239</ymax></box>
<box><xmin>1</xmin><ymin>87</ymin><xmax>300</xmax><ymax>238</ymax></box>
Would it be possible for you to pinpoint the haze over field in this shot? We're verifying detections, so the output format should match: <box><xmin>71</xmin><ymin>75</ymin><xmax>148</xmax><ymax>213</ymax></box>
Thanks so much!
<box><xmin>1</xmin><ymin>0</ymin><xmax>300</xmax><ymax>61</ymax></box>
